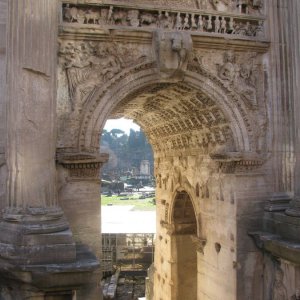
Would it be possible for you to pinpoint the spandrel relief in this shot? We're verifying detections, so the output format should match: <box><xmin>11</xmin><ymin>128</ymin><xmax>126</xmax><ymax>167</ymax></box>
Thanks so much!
<box><xmin>190</xmin><ymin>49</ymin><xmax>262</xmax><ymax>109</ymax></box>
<box><xmin>217</xmin><ymin>51</ymin><xmax>258</xmax><ymax>107</ymax></box>
<box><xmin>58</xmin><ymin>41</ymin><xmax>147</xmax><ymax>111</ymax></box>
<box><xmin>188</xmin><ymin>48</ymin><xmax>267</xmax><ymax>153</ymax></box>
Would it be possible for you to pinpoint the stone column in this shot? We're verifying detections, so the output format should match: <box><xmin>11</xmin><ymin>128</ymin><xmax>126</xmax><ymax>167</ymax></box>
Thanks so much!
<box><xmin>266</xmin><ymin>0</ymin><xmax>296</xmax><ymax>211</ymax></box>
<box><xmin>57</xmin><ymin>153</ymin><xmax>108</xmax><ymax>257</ymax></box>
<box><xmin>285</xmin><ymin>0</ymin><xmax>300</xmax><ymax>218</ymax></box>
<box><xmin>57</xmin><ymin>152</ymin><xmax>109</xmax><ymax>300</ymax></box>
<box><xmin>0</xmin><ymin>0</ymin><xmax>7</xmax><ymax>216</ymax></box>
<box><xmin>0</xmin><ymin>0</ymin><xmax>76</xmax><ymax>265</ymax></box>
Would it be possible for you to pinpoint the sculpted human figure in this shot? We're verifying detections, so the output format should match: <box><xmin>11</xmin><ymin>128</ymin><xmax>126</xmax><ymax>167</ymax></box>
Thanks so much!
<box><xmin>206</xmin><ymin>15</ymin><xmax>212</xmax><ymax>31</ymax></box>
<box><xmin>229</xmin><ymin>17</ymin><xmax>234</xmax><ymax>33</ymax></box>
<box><xmin>234</xmin><ymin>63</ymin><xmax>257</xmax><ymax>106</ymax></box>
<box><xmin>164</xmin><ymin>12</ymin><xmax>173</xmax><ymax>29</ymax></box>
<box><xmin>107</xmin><ymin>6</ymin><xmax>113</xmax><ymax>24</ymax></box>
<box><xmin>175</xmin><ymin>13</ymin><xmax>183</xmax><ymax>30</ymax></box>
<box><xmin>62</xmin><ymin>43</ymin><xmax>122</xmax><ymax>108</ymax></box>
<box><xmin>255</xmin><ymin>20</ymin><xmax>264</xmax><ymax>38</ymax></box>
<box><xmin>220</xmin><ymin>16</ymin><xmax>227</xmax><ymax>33</ymax></box>
<box><xmin>291</xmin><ymin>288</ymin><xmax>300</xmax><ymax>300</ymax></box>
<box><xmin>218</xmin><ymin>50</ymin><xmax>257</xmax><ymax>106</ymax></box>
<box><xmin>183</xmin><ymin>14</ymin><xmax>190</xmax><ymax>30</ymax></box>
<box><xmin>272</xmin><ymin>268</ymin><xmax>288</xmax><ymax>300</ymax></box>
<box><xmin>214</xmin><ymin>17</ymin><xmax>220</xmax><ymax>33</ymax></box>
<box><xmin>218</xmin><ymin>50</ymin><xmax>236</xmax><ymax>81</ymax></box>
<box><xmin>157</xmin><ymin>10</ymin><xmax>163</xmax><ymax>28</ymax></box>
<box><xmin>198</xmin><ymin>15</ymin><xmax>204</xmax><ymax>31</ymax></box>
<box><xmin>171</xmin><ymin>32</ymin><xmax>190</xmax><ymax>72</ymax></box>
<box><xmin>191</xmin><ymin>13</ymin><xmax>197</xmax><ymax>30</ymax></box>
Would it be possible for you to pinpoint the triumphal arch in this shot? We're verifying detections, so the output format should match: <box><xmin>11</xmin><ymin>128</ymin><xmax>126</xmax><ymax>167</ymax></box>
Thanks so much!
<box><xmin>0</xmin><ymin>0</ymin><xmax>300</xmax><ymax>299</ymax></box>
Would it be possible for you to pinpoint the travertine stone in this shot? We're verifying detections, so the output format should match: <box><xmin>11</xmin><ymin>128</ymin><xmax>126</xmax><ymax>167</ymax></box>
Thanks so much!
<box><xmin>1</xmin><ymin>0</ymin><xmax>300</xmax><ymax>299</ymax></box>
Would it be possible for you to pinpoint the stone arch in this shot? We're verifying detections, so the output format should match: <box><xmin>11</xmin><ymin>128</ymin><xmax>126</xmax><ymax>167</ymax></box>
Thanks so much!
<box><xmin>170</xmin><ymin>189</ymin><xmax>198</xmax><ymax>235</ymax></box>
<box><xmin>77</xmin><ymin>63</ymin><xmax>253</xmax><ymax>154</ymax></box>
<box><xmin>169</xmin><ymin>189</ymin><xmax>198</xmax><ymax>300</ymax></box>
<box><xmin>56</xmin><ymin>42</ymin><xmax>268</xmax><ymax>300</ymax></box>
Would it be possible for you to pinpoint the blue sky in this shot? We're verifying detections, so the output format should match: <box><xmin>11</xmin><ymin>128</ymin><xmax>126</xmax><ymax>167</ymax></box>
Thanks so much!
<box><xmin>104</xmin><ymin>118</ymin><xmax>140</xmax><ymax>135</ymax></box>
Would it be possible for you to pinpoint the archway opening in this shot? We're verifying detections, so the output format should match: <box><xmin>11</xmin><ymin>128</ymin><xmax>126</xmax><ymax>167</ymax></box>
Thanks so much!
<box><xmin>95</xmin><ymin>81</ymin><xmax>237</xmax><ymax>299</ymax></box>
<box><xmin>100</xmin><ymin>118</ymin><xmax>156</xmax><ymax>299</ymax></box>
<box><xmin>171</xmin><ymin>191</ymin><xmax>198</xmax><ymax>300</ymax></box>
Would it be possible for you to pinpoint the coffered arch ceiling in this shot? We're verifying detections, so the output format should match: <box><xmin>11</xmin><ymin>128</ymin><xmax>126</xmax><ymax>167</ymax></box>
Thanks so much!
<box><xmin>109</xmin><ymin>82</ymin><xmax>235</xmax><ymax>156</ymax></box>
<box><xmin>79</xmin><ymin>63</ymin><xmax>255</xmax><ymax>155</ymax></box>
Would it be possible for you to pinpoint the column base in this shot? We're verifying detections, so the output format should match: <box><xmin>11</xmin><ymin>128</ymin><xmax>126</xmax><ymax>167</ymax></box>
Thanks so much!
<box><xmin>264</xmin><ymin>192</ymin><xmax>292</xmax><ymax>212</ymax></box>
<box><xmin>249</xmin><ymin>231</ymin><xmax>300</xmax><ymax>265</ymax></box>
<box><xmin>285</xmin><ymin>196</ymin><xmax>300</xmax><ymax>217</ymax></box>
<box><xmin>0</xmin><ymin>207</ymin><xmax>76</xmax><ymax>265</ymax></box>
<box><xmin>0</xmin><ymin>245</ymin><xmax>101</xmax><ymax>300</ymax></box>
<box><xmin>263</xmin><ymin>211</ymin><xmax>300</xmax><ymax>242</ymax></box>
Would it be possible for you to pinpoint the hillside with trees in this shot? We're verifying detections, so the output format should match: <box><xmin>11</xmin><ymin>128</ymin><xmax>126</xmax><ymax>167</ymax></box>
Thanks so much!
<box><xmin>100</xmin><ymin>128</ymin><xmax>154</xmax><ymax>186</ymax></box>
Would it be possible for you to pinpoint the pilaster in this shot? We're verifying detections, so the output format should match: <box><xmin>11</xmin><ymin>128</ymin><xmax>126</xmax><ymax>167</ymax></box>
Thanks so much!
<box><xmin>57</xmin><ymin>152</ymin><xmax>109</xmax><ymax>259</ymax></box>
<box><xmin>57</xmin><ymin>152</ymin><xmax>108</xmax><ymax>300</ymax></box>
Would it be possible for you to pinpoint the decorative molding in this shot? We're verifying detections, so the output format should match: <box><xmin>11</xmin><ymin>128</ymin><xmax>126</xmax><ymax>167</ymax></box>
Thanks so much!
<box><xmin>265</xmin><ymin>192</ymin><xmax>292</xmax><ymax>212</ymax></box>
<box><xmin>210</xmin><ymin>151</ymin><xmax>266</xmax><ymax>173</ymax></box>
<box><xmin>249</xmin><ymin>231</ymin><xmax>300</xmax><ymax>265</ymax></box>
<box><xmin>57</xmin><ymin>153</ymin><xmax>109</xmax><ymax>179</ymax></box>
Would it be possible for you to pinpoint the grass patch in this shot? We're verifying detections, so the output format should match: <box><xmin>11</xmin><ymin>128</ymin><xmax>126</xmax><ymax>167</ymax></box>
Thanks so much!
<box><xmin>101</xmin><ymin>194</ymin><xmax>156</xmax><ymax>211</ymax></box>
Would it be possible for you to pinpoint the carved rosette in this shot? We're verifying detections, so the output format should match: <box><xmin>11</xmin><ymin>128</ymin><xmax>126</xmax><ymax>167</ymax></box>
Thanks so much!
<box><xmin>57</xmin><ymin>153</ymin><xmax>109</xmax><ymax>180</ymax></box>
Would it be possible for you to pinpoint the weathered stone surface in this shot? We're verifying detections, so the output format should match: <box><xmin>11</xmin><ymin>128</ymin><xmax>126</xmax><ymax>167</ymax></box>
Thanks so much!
<box><xmin>1</xmin><ymin>0</ymin><xmax>300</xmax><ymax>299</ymax></box>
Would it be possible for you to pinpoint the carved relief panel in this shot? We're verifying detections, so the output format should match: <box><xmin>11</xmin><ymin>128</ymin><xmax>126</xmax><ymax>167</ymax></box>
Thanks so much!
<box><xmin>188</xmin><ymin>48</ymin><xmax>268</xmax><ymax>153</ymax></box>
<box><xmin>61</xmin><ymin>2</ymin><xmax>266</xmax><ymax>39</ymax></box>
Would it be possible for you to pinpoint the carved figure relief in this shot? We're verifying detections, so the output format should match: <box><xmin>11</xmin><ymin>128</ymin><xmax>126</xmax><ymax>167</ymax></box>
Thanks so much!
<box><xmin>217</xmin><ymin>51</ymin><xmax>258</xmax><ymax>107</ymax></box>
<box><xmin>59</xmin><ymin>41</ymin><xmax>147</xmax><ymax>109</ymax></box>
<box><xmin>154</xmin><ymin>30</ymin><xmax>192</xmax><ymax>78</ymax></box>
<box><xmin>291</xmin><ymin>289</ymin><xmax>300</xmax><ymax>300</ymax></box>
<box><xmin>62</xmin><ymin>4</ymin><xmax>265</xmax><ymax>39</ymax></box>
<box><xmin>272</xmin><ymin>268</ymin><xmax>288</xmax><ymax>300</ymax></box>
<box><xmin>127</xmin><ymin>10</ymin><xmax>140</xmax><ymax>27</ymax></box>
<box><xmin>210</xmin><ymin>0</ymin><xmax>230</xmax><ymax>12</ymax></box>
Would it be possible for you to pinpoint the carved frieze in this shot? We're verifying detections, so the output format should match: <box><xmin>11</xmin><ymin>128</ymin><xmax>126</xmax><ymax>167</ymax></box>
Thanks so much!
<box><xmin>64</xmin><ymin>0</ymin><xmax>264</xmax><ymax>14</ymax></box>
<box><xmin>61</xmin><ymin>2</ymin><xmax>266</xmax><ymax>39</ymax></box>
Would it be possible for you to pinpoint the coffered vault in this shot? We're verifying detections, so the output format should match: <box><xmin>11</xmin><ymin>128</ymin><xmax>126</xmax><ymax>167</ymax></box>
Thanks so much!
<box><xmin>1</xmin><ymin>1</ymin><xmax>300</xmax><ymax>300</ymax></box>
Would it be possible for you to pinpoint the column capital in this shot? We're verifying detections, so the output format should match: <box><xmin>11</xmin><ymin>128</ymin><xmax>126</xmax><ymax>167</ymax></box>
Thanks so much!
<box><xmin>57</xmin><ymin>152</ymin><xmax>109</xmax><ymax>181</ymax></box>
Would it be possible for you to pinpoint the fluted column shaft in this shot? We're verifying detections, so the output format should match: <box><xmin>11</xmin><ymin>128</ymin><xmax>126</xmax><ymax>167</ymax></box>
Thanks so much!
<box><xmin>5</xmin><ymin>0</ymin><xmax>58</xmax><ymax>214</ymax></box>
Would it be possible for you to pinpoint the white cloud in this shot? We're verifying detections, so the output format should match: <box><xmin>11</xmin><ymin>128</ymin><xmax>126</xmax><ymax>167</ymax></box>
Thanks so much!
<box><xmin>103</xmin><ymin>118</ymin><xmax>140</xmax><ymax>135</ymax></box>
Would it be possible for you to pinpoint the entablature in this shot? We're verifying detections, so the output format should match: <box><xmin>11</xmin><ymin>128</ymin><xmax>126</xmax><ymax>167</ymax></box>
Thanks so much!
<box><xmin>59</xmin><ymin>0</ymin><xmax>269</xmax><ymax>52</ymax></box>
